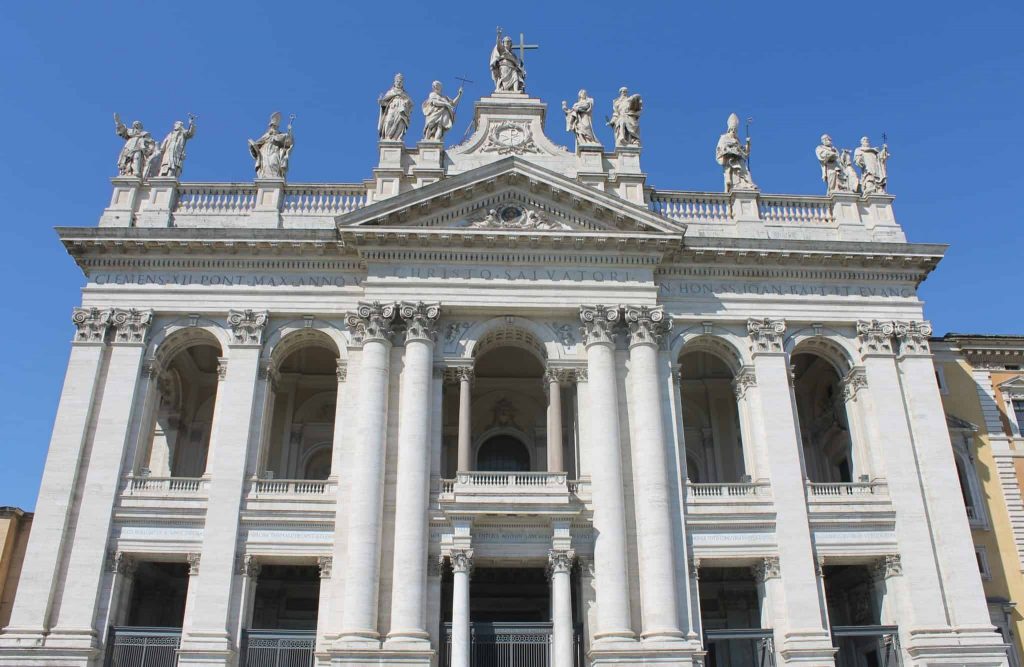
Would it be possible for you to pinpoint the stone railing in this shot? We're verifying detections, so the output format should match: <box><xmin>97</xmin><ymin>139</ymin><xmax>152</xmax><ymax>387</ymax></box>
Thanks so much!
<box><xmin>648</xmin><ymin>191</ymin><xmax>731</xmax><ymax>223</ymax></box>
<box><xmin>175</xmin><ymin>183</ymin><xmax>258</xmax><ymax>214</ymax></box>
<box><xmin>453</xmin><ymin>471</ymin><xmax>569</xmax><ymax>488</ymax></box>
<box><xmin>806</xmin><ymin>480</ymin><xmax>885</xmax><ymax>497</ymax></box>
<box><xmin>250</xmin><ymin>478</ymin><xmax>334</xmax><ymax>496</ymax></box>
<box><xmin>686</xmin><ymin>481</ymin><xmax>771</xmax><ymax>499</ymax></box>
<box><xmin>124</xmin><ymin>475</ymin><xmax>208</xmax><ymax>495</ymax></box>
<box><xmin>282</xmin><ymin>184</ymin><xmax>368</xmax><ymax>216</ymax></box>
<box><xmin>758</xmin><ymin>194</ymin><xmax>835</xmax><ymax>225</ymax></box>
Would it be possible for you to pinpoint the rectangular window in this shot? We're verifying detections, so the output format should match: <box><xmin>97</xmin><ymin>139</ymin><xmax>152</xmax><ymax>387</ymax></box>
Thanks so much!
<box><xmin>976</xmin><ymin>547</ymin><xmax>992</xmax><ymax>580</ymax></box>
<box><xmin>1013</xmin><ymin>400</ymin><xmax>1024</xmax><ymax>431</ymax></box>
<box><xmin>935</xmin><ymin>366</ymin><xmax>949</xmax><ymax>395</ymax></box>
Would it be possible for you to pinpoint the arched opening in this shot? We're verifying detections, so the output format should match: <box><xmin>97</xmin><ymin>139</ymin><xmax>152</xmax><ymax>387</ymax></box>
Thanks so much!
<box><xmin>792</xmin><ymin>352</ymin><xmax>853</xmax><ymax>483</ymax></box>
<box><xmin>142</xmin><ymin>338</ymin><xmax>222</xmax><ymax>478</ymax></box>
<box><xmin>678</xmin><ymin>349</ymin><xmax>747</xmax><ymax>483</ymax></box>
<box><xmin>263</xmin><ymin>341</ymin><xmax>339</xmax><ymax>480</ymax></box>
<box><xmin>477</xmin><ymin>434</ymin><xmax>531</xmax><ymax>471</ymax></box>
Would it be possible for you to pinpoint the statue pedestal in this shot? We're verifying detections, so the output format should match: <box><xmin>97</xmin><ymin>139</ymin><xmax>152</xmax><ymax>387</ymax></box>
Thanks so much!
<box><xmin>831</xmin><ymin>191</ymin><xmax>863</xmax><ymax>235</ymax></box>
<box><xmin>730</xmin><ymin>189</ymin><xmax>761</xmax><ymax>224</ymax></box>
<box><xmin>862</xmin><ymin>193</ymin><xmax>902</xmax><ymax>240</ymax></box>
<box><xmin>412</xmin><ymin>140</ymin><xmax>444</xmax><ymax>188</ymax></box>
<box><xmin>99</xmin><ymin>176</ymin><xmax>143</xmax><ymax>227</ymax></box>
<box><xmin>136</xmin><ymin>176</ymin><xmax>178</xmax><ymax>228</ymax></box>
<box><xmin>610</xmin><ymin>146</ymin><xmax>646</xmax><ymax>205</ymax></box>
<box><xmin>251</xmin><ymin>177</ymin><xmax>285</xmax><ymax>228</ymax></box>
<box><xmin>576</xmin><ymin>143</ymin><xmax>608</xmax><ymax>192</ymax></box>
<box><xmin>373</xmin><ymin>140</ymin><xmax>406</xmax><ymax>201</ymax></box>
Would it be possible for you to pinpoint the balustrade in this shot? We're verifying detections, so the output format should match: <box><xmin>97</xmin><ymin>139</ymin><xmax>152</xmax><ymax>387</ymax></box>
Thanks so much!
<box><xmin>687</xmin><ymin>481</ymin><xmax>770</xmax><ymax>498</ymax></box>
<box><xmin>454</xmin><ymin>471</ymin><xmax>568</xmax><ymax>488</ymax></box>
<box><xmin>282</xmin><ymin>184</ymin><xmax>368</xmax><ymax>216</ymax></box>
<box><xmin>175</xmin><ymin>183</ymin><xmax>257</xmax><ymax>215</ymax></box>
<box><xmin>806</xmin><ymin>480</ymin><xmax>882</xmax><ymax>497</ymax></box>
<box><xmin>649</xmin><ymin>191</ymin><xmax>731</xmax><ymax>223</ymax></box>
<box><xmin>250</xmin><ymin>478</ymin><xmax>333</xmax><ymax>496</ymax></box>
<box><xmin>759</xmin><ymin>195</ymin><xmax>835</xmax><ymax>224</ymax></box>
<box><xmin>125</xmin><ymin>476</ymin><xmax>206</xmax><ymax>495</ymax></box>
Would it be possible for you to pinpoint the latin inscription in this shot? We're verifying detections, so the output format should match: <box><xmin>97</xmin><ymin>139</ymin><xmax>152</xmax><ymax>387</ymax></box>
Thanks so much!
<box><xmin>88</xmin><ymin>272</ymin><xmax>362</xmax><ymax>287</ymax></box>
<box><xmin>658</xmin><ymin>279</ymin><xmax>915</xmax><ymax>299</ymax></box>
<box><xmin>372</xmin><ymin>265</ymin><xmax>642</xmax><ymax>283</ymax></box>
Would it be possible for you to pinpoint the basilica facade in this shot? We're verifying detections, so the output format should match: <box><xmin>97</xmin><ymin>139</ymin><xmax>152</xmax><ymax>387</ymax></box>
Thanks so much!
<box><xmin>0</xmin><ymin>36</ymin><xmax>1010</xmax><ymax>667</ymax></box>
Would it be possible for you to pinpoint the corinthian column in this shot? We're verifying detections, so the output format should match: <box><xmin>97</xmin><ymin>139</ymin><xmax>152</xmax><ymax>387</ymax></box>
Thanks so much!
<box><xmin>623</xmin><ymin>306</ymin><xmax>684</xmax><ymax>641</ymax></box>
<box><xmin>456</xmin><ymin>367</ymin><xmax>474</xmax><ymax>472</ymax></box>
<box><xmin>545</xmin><ymin>368</ymin><xmax>565</xmax><ymax>473</ymax></box>
<box><xmin>578</xmin><ymin>305</ymin><xmax>634</xmax><ymax>642</ymax></box>
<box><xmin>386</xmin><ymin>302</ymin><xmax>441</xmax><ymax>648</ymax></box>
<box><xmin>549</xmin><ymin>549</ymin><xmax>576</xmax><ymax>667</ymax></box>
<box><xmin>340</xmin><ymin>302</ymin><xmax>397</xmax><ymax>644</ymax></box>
<box><xmin>449</xmin><ymin>549</ymin><xmax>474</xmax><ymax>667</ymax></box>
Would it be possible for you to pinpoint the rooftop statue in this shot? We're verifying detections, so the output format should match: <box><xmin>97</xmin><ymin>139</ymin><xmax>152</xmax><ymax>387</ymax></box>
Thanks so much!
<box><xmin>377</xmin><ymin>73</ymin><xmax>413</xmax><ymax>142</ymax></box>
<box><xmin>157</xmin><ymin>114</ymin><xmax>197</xmax><ymax>179</ymax></box>
<box><xmin>113</xmin><ymin>113</ymin><xmax>157</xmax><ymax>178</ymax></box>
<box><xmin>490</xmin><ymin>27</ymin><xmax>526</xmax><ymax>93</ymax></box>
<box><xmin>421</xmin><ymin>81</ymin><xmax>463</xmax><ymax>142</ymax></box>
<box><xmin>815</xmin><ymin>134</ymin><xmax>858</xmax><ymax>194</ymax></box>
<box><xmin>854</xmin><ymin>136</ymin><xmax>889</xmax><ymax>194</ymax></box>
<box><xmin>562</xmin><ymin>89</ymin><xmax>598</xmax><ymax>147</ymax></box>
<box><xmin>607</xmin><ymin>87</ymin><xmax>642</xmax><ymax>147</ymax></box>
<box><xmin>248</xmin><ymin>112</ymin><xmax>294</xmax><ymax>179</ymax></box>
<box><xmin>716</xmin><ymin>112</ymin><xmax>757</xmax><ymax>192</ymax></box>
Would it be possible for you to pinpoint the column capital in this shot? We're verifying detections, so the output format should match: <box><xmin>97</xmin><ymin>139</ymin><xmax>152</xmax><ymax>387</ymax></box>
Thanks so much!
<box><xmin>450</xmin><ymin>548</ymin><xmax>474</xmax><ymax>575</ymax></box>
<box><xmin>746</xmin><ymin>317</ymin><xmax>786</xmax><ymax>355</ymax></box>
<box><xmin>71</xmin><ymin>307</ymin><xmax>112</xmax><ymax>344</ymax></box>
<box><xmin>335</xmin><ymin>359</ymin><xmax>348</xmax><ymax>382</ymax></box>
<box><xmin>318</xmin><ymin>555</ymin><xmax>333</xmax><ymax>579</ymax></box>
<box><xmin>548</xmin><ymin>549</ymin><xmax>576</xmax><ymax>575</ymax></box>
<box><xmin>346</xmin><ymin>301</ymin><xmax>397</xmax><ymax>345</ymax></box>
<box><xmin>624</xmin><ymin>305</ymin><xmax>671</xmax><ymax>349</ymax></box>
<box><xmin>399</xmin><ymin>301</ymin><xmax>441</xmax><ymax>343</ymax></box>
<box><xmin>186</xmin><ymin>553</ymin><xmax>201</xmax><ymax>576</ymax></box>
<box><xmin>227</xmin><ymin>309</ymin><xmax>269</xmax><ymax>346</ymax></box>
<box><xmin>856</xmin><ymin>319</ymin><xmax>896</xmax><ymax>356</ymax></box>
<box><xmin>894</xmin><ymin>320</ymin><xmax>933</xmax><ymax>357</ymax></box>
<box><xmin>732</xmin><ymin>365</ymin><xmax>758</xmax><ymax>399</ymax></box>
<box><xmin>106</xmin><ymin>550</ymin><xmax>136</xmax><ymax>576</ymax></box>
<box><xmin>751</xmin><ymin>556</ymin><xmax>781</xmax><ymax>583</ymax></box>
<box><xmin>543</xmin><ymin>367</ymin><xmax>573</xmax><ymax>385</ymax></box>
<box><xmin>870</xmin><ymin>554</ymin><xmax>902</xmax><ymax>581</ymax></box>
<box><xmin>235</xmin><ymin>554</ymin><xmax>261</xmax><ymax>578</ymax></box>
<box><xmin>109</xmin><ymin>308</ymin><xmax>154</xmax><ymax>345</ymax></box>
<box><xmin>841</xmin><ymin>366</ymin><xmax>869</xmax><ymax>402</ymax></box>
<box><xmin>579</xmin><ymin>304</ymin><xmax>620</xmax><ymax>347</ymax></box>
<box><xmin>445</xmin><ymin>365</ymin><xmax>475</xmax><ymax>385</ymax></box>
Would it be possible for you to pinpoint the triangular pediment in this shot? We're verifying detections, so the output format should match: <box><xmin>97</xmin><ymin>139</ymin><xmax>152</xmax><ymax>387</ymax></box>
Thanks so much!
<box><xmin>336</xmin><ymin>157</ymin><xmax>685</xmax><ymax>235</ymax></box>
<box><xmin>999</xmin><ymin>376</ymin><xmax>1024</xmax><ymax>399</ymax></box>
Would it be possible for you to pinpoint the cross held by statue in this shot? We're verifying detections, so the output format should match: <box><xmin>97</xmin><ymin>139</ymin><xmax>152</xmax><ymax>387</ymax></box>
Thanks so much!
<box><xmin>513</xmin><ymin>32</ymin><xmax>539</xmax><ymax>63</ymax></box>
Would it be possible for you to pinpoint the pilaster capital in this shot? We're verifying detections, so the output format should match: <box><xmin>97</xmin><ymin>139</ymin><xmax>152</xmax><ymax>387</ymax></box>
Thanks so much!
<box><xmin>258</xmin><ymin>359</ymin><xmax>279</xmax><ymax>388</ymax></box>
<box><xmin>547</xmin><ymin>549</ymin><xmax>576</xmax><ymax>575</ymax></box>
<box><xmin>346</xmin><ymin>301</ymin><xmax>397</xmax><ymax>345</ymax></box>
<box><xmin>623</xmin><ymin>305</ymin><xmax>670</xmax><ymax>349</ymax></box>
<box><xmin>236</xmin><ymin>554</ymin><xmax>261</xmax><ymax>578</ymax></box>
<box><xmin>856</xmin><ymin>319</ymin><xmax>896</xmax><ymax>356</ymax></box>
<box><xmin>543</xmin><ymin>367</ymin><xmax>573</xmax><ymax>385</ymax></box>
<box><xmin>227</xmin><ymin>309</ymin><xmax>269</xmax><ymax>346</ymax></box>
<box><xmin>841</xmin><ymin>367</ymin><xmax>869</xmax><ymax>402</ymax></box>
<box><xmin>732</xmin><ymin>365</ymin><xmax>758</xmax><ymax>399</ymax></box>
<box><xmin>71</xmin><ymin>307</ymin><xmax>112</xmax><ymax>344</ymax></box>
<box><xmin>894</xmin><ymin>320</ymin><xmax>933</xmax><ymax>357</ymax></box>
<box><xmin>579</xmin><ymin>304</ymin><xmax>620</xmax><ymax>347</ymax></box>
<box><xmin>746</xmin><ymin>318</ymin><xmax>786</xmax><ymax>355</ymax></box>
<box><xmin>109</xmin><ymin>308</ymin><xmax>154</xmax><ymax>345</ymax></box>
<box><xmin>450</xmin><ymin>548</ymin><xmax>474</xmax><ymax>575</ymax></box>
<box><xmin>871</xmin><ymin>554</ymin><xmax>902</xmax><ymax>580</ymax></box>
<box><xmin>106</xmin><ymin>550</ymin><xmax>136</xmax><ymax>576</ymax></box>
<box><xmin>751</xmin><ymin>556</ymin><xmax>781</xmax><ymax>583</ymax></box>
<box><xmin>399</xmin><ymin>301</ymin><xmax>441</xmax><ymax>343</ymax></box>
<box><xmin>572</xmin><ymin>368</ymin><xmax>588</xmax><ymax>383</ymax></box>
<box><xmin>186</xmin><ymin>553</ymin><xmax>201</xmax><ymax>576</ymax></box>
<box><xmin>689</xmin><ymin>557</ymin><xmax>701</xmax><ymax>580</ymax></box>
<box><xmin>318</xmin><ymin>555</ymin><xmax>333</xmax><ymax>579</ymax></box>
<box><xmin>216</xmin><ymin>357</ymin><xmax>228</xmax><ymax>380</ymax></box>
<box><xmin>336</xmin><ymin>359</ymin><xmax>348</xmax><ymax>382</ymax></box>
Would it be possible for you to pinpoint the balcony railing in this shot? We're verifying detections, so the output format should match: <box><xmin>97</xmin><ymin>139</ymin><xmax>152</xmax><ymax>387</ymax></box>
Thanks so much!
<box><xmin>124</xmin><ymin>476</ymin><xmax>207</xmax><ymax>495</ymax></box>
<box><xmin>806</xmin><ymin>480</ymin><xmax>884</xmax><ymax>497</ymax></box>
<box><xmin>105</xmin><ymin>626</ymin><xmax>181</xmax><ymax>667</ymax></box>
<box><xmin>687</xmin><ymin>481</ymin><xmax>770</xmax><ymax>499</ymax></box>
<box><xmin>250</xmin><ymin>478</ymin><xmax>334</xmax><ymax>496</ymax></box>
<box><xmin>832</xmin><ymin>625</ymin><xmax>901</xmax><ymax>667</ymax></box>
<box><xmin>455</xmin><ymin>471</ymin><xmax>568</xmax><ymax>487</ymax></box>
<box><xmin>703</xmin><ymin>628</ymin><xmax>775</xmax><ymax>667</ymax></box>
<box><xmin>241</xmin><ymin>629</ymin><xmax>315</xmax><ymax>667</ymax></box>
<box><xmin>440</xmin><ymin>622</ymin><xmax>582</xmax><ymax>667</ymax></box>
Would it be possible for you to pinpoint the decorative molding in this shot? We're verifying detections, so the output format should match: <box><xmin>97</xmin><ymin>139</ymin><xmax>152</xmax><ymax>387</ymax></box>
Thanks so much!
<box><xmin>336</xmin><ymin>359</ymin><xmax>348</xmax><ymax>382</ymax></box>
<box><xmin>841</xmin><ymin>367</ymin><xmax>869</xmax><ymax>402</ymax></box>
<box><xmin>623</xmin><ymin>305</ymin><xmax>670</xmax><ymax>348</ymax></box>
<box><xmin>732</xmin><ymin>365</ymin><xmax>758</xmax><ymax>399</ymax></box>
<box><xmin>186</xmin><ymin>553</ymin><xmax>201</xmax><ymax>576</ymax></box>
<box><xmin>109</xmin><ymin>308</ymin><xmax>154</xmax><ymax>344</ymax></box>
<box><xmin>579</xmin><ymin>305</ymin><xmax>620</xmax><ymax>347</ymax></box>
<box><xmin>216</xmin><ymin>357</ymin><xmax>228</xmax><ymax>380</ymax></box>
<box><xmin>481</xmin><ymin>120</ymin><xmax>543</xmax><ymax>156</ymax></box>
<box><xmin>71</xmin><ymin>307</ymin><xmax>112</xmax><ymax>343</ymax></box>
<box><xmin>399</xmin><ymin>301</ymin><xmax>441</xmax><ymax>342</ymax></box>
<box><xmin>450</xmin><ymin>548</ymin><xmax>474</xmax><ymax>575</ymax></box>
<box><xmin>345</xmin><ymin>301</ymin><xmax>397</xmax><ymax>344</ymax></box>
<box><xmin>236</xmin><ymin>554</ymin><xmax>261</xmax><ymax>578</ymax></box>
<box><xmin>318</xmin><ymin>555</ymin><xmax>333</xmax><ymax>579</ymax></box>
<box><xmin>856</xmin><ymin>319</ymin><xmax>896</xmax><ymax>356</ymax></box>
<box><xmin>751</xmin><ymin>556</ymin><xmax>781</xmax><ymax>582</ymax></box>
<box><xmin>747</xmin><ymin>318</ymin><xmax>786</xmax><ymax>354</ymax></box>
<box><xmin>227</xmin><ymin>309</ymin><xmax>269</xmax><ymax>346</ymax></box>
<box><xmin>894</xmin><ymin>320</ymin><xmax>933</xmax><ymax>356</ymax></box>
<box><xmin>547</xmin><ymin>549</ymin><xmax>575</xmax><ymax>575</ymax></box>
<box><xmin>871</xmin><ymin>554</ymin><xmax>902</xmax><ymax>580</ymax></box>
<box><xmin>106</xmin><ymin>550</ymin><xmax>136</xmax><ymax>576</ymax></box>
<box><xmin>543</xmin><ymin>367</ymin><xmax>572</xmax><ymax>386</ymax></box>
<box><xmin>573</xmin><ymin>368</ymin><xmax>588</xmax><ymax>383</ymax></box>
<box><xmin>443</xmin><ymin>321</ymin><xmax>472</xmax><ymax>350</ymax></box>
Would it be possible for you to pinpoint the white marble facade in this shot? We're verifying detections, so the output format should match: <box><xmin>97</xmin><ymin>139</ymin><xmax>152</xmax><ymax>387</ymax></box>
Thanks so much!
<box><xmin>0</xmin><ymin>70</ymin><xmax>1009</xmax><ymax>667</ymax></box>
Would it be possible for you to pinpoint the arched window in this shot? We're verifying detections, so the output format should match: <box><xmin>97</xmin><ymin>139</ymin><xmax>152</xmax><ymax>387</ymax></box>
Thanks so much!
<box><xmin>477</xmin><ymin>435</ymin><xmax>531</xmax><ymax>472</ymax></box>
<box><xmin>677</xmin><ymin>348</ymin><xmax>747</xmax><ymax>483</ymax></box>
<box><xmin>792</xmin><ymin>352</ymin><xmax>854</xmax><ymax>483</ymax></box>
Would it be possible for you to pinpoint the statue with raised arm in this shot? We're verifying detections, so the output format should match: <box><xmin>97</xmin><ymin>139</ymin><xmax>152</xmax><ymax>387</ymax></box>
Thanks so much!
<box><xmin>421</xmin><ymin>81</ymin><xmax>463</xmax><ymax>142</ymax></box>
<box><xmin>854</xmin><ymin>136</ymin><xmax>889</xmax><ymax>194</ymax></box>
<box><xmin>490</xmin><ymin>28</ymin><xmax>525</xmax><ymax>93</ymax></box>
<box><xmin>377</xmin><ymin>73</ymin><xmax>413</xmax><ymax>141</ymax></box>
<box><xmin>716</xmin><ymin>113</ymin><xmax>757</xmax><ymax>192</ymax></box>
<box><xmin>607</xmin><ymin>87</ymin><xmax>642</xmax><ymax>147</ymax></box>
<box><xmin>248</xmin><ymin>112</ymin><xmax>294</xmax><ymax>179</ymax></box>
<box><xmin>157</xmin><ymin>114</ymin><xmax>197</xmax><ymax>178</ymax></box>
<box><xmin>562</xmin><ymin>89</ymin><xmax>598</xmax><ymax>146</ymax></box>
<box><xmin>113</xmin><ymin>113</ymin><xmax>156</xmax><ymax>177</ymax></box>
<box><xmin>815</xmin><ymin>134</ymin><xmax>858</xmax><ymax>194</ymax></box>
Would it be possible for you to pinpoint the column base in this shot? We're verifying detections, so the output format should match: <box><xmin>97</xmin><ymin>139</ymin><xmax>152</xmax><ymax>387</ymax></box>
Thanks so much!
<box><xmin>0</xmin><ymin>648</ymin><xmax>98</xmax><ymax>667</ymax></box>
<box><xmin>902</xmin><ymin>626</ymin><xmax>1010</xmax><ymax>666</ymax></box>
<box><xmin>327</xmin><ymin>647</ymin><xmax>434</xmax><ymax>666</ymax></box>
<box><xmin>177</xmin><ymin>629</ymin><xmax>236</xmax><ymax>667</ymax></box>
<box><xmin>776</xmin><ymin>629</ymin><xmax>837</xmax><ymax>666</ymax></box>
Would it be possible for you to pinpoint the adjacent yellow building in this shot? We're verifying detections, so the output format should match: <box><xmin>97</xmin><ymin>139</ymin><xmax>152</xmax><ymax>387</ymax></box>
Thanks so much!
<box><xmin>0</xmin><ymin>508</ymin><xmax>31</xmax><ymax>630</ymax></box>
<box><xmin>934</xmin><ymin>334</ymin><xmax>1024</xmax><ymax>667</ymax></box>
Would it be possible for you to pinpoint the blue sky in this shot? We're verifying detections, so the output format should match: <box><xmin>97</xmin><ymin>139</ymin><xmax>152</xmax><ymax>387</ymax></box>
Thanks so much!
<box><xmin>1</xmin><ymin>1</ymin><xmax>1021</xmax><ymax>510</ymax></box>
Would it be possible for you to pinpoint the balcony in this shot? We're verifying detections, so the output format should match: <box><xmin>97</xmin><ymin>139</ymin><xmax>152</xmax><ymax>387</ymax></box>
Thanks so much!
<box><xmin>438</xmin><ymin>472</ymin><xmax>579</xmax><ymax>516</ymax></box>
<box><xmin>241</xmin><ymin>629</ymin><xmax>315</xmax><ymax>667</ymax></box>
<box><xmin>685</xmin><ymin>481</ymin><xmax>776</xmax><ymax>544</ymax></box>
<box><xmin>242</xmin><ymin>477</ymin><xmax>338</xmax><ymax>517</ymax></box>
<box><xmin>123</xmin><ymin>475</ymin><xmax>208</xmax><ymax>496</ymax></box>
<box><xmin>105</xmin><ymin>626</ymin><xmax>181</xmax><ymax>667</ymax></box>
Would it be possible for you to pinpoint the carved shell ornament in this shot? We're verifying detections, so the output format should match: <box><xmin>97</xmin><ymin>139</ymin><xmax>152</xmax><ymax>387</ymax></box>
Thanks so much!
<box><xmin>467</xmin><ymin>204</ymin><xmax>571</xmax><ymax>231</ymax></box>
<box><xmin>482</xmin><ymin>120</ymin><xmax>542</xmax><ymax>155</ymax></box>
